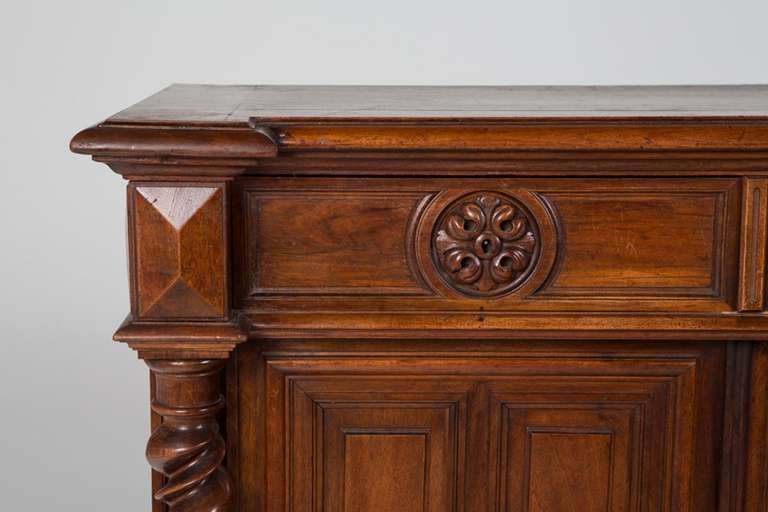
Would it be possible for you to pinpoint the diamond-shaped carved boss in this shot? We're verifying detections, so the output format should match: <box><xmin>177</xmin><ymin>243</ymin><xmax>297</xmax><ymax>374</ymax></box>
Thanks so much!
<box><xmin>132</xmin><ymin>185</ymin><xmax>226</xmax><ymax>319</ymax></box>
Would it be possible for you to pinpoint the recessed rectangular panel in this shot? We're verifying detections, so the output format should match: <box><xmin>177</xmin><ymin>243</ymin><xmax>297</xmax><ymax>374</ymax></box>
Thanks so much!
<box><xmin>267</xmin><ymin>374</ymin><xmax>467</xmax><ymax>512</ymax></box>
<box><xmin>322</xmin><ymin>405</ymin><xmax>456</xmax><ymax>512</ymax></box>
<box><xmin>528</xmin><ymin>432</ymin><xmax>612</xmax><ymax>512</ymax></box>
<box><xmin>250</xmin><ymin>343</ymin><xmax>725</xmax><ymax>512</ymax></box>
<box><xmin>237</xmin><ymin>178</ymin><xmax>739</xmax><ymax>314</ymax></box>
<box><xmin>344</xmin><ymin>434</ymin><xmax>426</xmax><ymax>512</ymax></box>
<box><xmin>500</xmin><ymin>406</ymin><xmax>636</xmax><ymax>512</ymax></box>
<box><xmin>543</xmin><ymin>189</ymin><xmax>729</xmax><ymax>297</ymax></box>
<box><xmin>246</xmin><ymin>191</ymin><xmax>427</xmax><ymax>296</ymax></box>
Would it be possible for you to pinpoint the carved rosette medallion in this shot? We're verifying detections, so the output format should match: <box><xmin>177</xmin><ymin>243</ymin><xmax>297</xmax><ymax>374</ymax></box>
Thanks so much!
<box><xmin>432</xmin><ymin>192</ymin><xmax>540</xmax><ymax>296</ymax></box>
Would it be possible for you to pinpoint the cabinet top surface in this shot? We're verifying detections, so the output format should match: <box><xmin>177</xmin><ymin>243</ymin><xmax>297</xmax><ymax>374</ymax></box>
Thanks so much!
<box><xmin>106</xmin><ymin>84</ymin><xmax>768</xmax><ymax>126</ymax></box>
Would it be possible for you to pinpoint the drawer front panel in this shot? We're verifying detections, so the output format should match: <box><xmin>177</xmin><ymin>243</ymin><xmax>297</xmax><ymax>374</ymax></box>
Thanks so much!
<box><xmin>235</xmin><ymin>341</ymin><xmax>725</xmax><ymax>512</ymax></box>
<box><xmin>544</xmin><ymin>191</ymin><xmax>724</xmax><ymax>294</ymax></box>
<box><xmin>243</xmin><ymin>190</ymin><xmax>428</xmax><ymax>295</ymax></box>
<box><xmin>235</xmin><ymin>177</ymin><xmax>740</xmax><ymax>313</ymax></box>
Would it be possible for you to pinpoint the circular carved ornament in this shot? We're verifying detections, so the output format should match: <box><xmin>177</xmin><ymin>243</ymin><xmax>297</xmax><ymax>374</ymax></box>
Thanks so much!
<box><xmin>432</xmin><ymin>192</ymin><xmax>540</xmax><ymax>297</ymax></box>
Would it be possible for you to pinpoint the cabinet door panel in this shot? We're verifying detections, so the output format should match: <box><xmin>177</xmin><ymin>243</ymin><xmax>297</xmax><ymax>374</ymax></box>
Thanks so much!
<box><xmin>487</xmin><ymin>377</ymin><xmax>677</xmax><ymax>512</ymax></box>
<box><xmin>326</xmin><ymin>409</ymin><xmax>442</xmax><ymax>512</ymax></box>
<box><xmin>275</xmin><ymin>375</ymin><xmax>469</xmax><ymax>512</ymax></box>
<box><xmin>503</xmin><ymin>406</ymin><xmax>635</xmax><ymax>511</ymax></box>
<box><xmin>246</xmin><ymin>342</ymin><xmax>724</xmax><ymax>512</ymax></box>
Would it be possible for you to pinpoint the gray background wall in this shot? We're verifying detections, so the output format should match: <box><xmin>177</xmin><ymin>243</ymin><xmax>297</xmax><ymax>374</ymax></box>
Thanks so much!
<box><xmin>1</xmin><ymin>1</ymin><xmax>767</xmax><ymax>509</ymax></box>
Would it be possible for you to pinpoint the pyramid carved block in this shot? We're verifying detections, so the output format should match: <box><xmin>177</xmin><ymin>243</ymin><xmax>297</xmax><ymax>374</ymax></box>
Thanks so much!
<box><xmin>132</xmin><ymin>184</ymin><xmax>226</xmax><ymax>320</ymax></box>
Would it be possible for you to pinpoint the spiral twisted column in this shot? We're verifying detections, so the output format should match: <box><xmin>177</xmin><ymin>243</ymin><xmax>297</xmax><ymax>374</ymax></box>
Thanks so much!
<box><xmin>145</xmin><ymin>360</ymin><xmax>231</xmax><ymax>512</ymax></box>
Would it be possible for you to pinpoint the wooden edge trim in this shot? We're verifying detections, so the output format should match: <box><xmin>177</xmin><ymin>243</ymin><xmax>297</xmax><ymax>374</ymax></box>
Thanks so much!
<box><xmin>247</xmin><ymin>329</ymin><xmax>768</xmax><ymax>341</ymax></box>
<box><xmin>73</xmin><ymin>121</ymin><xmax>768</xmax><ymax>157</ymax></box>
<box><xmin>113</xmin><ymin>314</ymin><xmax>248</xmax><ymax>359</ymax></box>
<box><xmin>719</xmin><ymin>342</ymin><xmax>752</xmax><ymax>511</ymax></box>
<box><xmin>739</xmin><ymin>178</ymin><xmax>768</xmax><ymax>311</ymax></box>
<box><xmin>746</xmin><ymin>342</ymin><xmax>768</xmax><ymax>510</ymax></box>
<box><xmin>243</xmin><ymin>312</ymin><xmax>768</xmax><ymax>340</ymax></box>
<box><xmin>267</xmin><ymin>122</ymin><xmax>768</xmax><ymax>152</ymax></box>
<box><xmin>70</xmin><ymin>124</ymin><xmax>278</xmax><ymax>160</ymax></box>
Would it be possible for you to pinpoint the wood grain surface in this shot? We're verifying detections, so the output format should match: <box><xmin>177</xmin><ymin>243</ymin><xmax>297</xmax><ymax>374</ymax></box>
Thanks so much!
<box><xmin>69</xmin><ymin>85</ymin><xmax>768</xmax><ymax>512</ymax></box>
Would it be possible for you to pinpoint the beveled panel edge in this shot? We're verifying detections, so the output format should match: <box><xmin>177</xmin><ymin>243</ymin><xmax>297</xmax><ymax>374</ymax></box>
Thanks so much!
<box><xmin>739</xmin><ymin>178</ymin><xmax>768</xmax><ymax>311</ymax></box>
<box><xmin>129</xmin><ymin>181</ymin><xmax>229</xmax><ymax>321</ymax></box>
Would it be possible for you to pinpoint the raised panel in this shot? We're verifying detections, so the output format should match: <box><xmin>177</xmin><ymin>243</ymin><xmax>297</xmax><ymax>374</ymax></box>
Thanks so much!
<box><xmin>501</xmin><ymin>406</ymin><xmax>638</xmax><ymax>512</ymax></box>
<box><xmin>342</xmin><ymin>434</ymin><xmax>427</xmax><ymax>512</ymax></box>
<box><xmin>236</xmin><ymin>177</ymin><xmax>739</xmax><ymax>316</ymax></box>
<box><xmin>485</xmin><ymin>372</ymin><xmax>689</xmax><ymax>512</ymax></box>
<box><xmin>269</xmin><ymin>374</ymin><xmax>468</xmax><ymax>512</ymax></box>
<box><xmin>528</xmin><ymin>432</ymin><xmax>613</xmax><ymax>512</ymax></box>
<box><xmin>244</xmin><ymin>190</ymin><xmax>430</xmax><ymax>296</ymax></box>
<box><xmin>542</xmin><ymin>191</ymin><xmax>726</xmax><ymax>295</ymax></box>
<box><xmin>243</xmin><ymin>342</ymin><xmax>725</xmax><ymax>512</ymax></box>
<box><xmin>131</xmin><ymin>183</ymin><xmax>227</xmax><ymax>319</ymax></box>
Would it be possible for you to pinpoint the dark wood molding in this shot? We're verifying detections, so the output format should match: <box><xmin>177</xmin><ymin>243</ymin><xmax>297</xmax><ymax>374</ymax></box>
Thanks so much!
<box><xmin>113</xmin><ymin>315</ymin><xmax>248</xmax><ymax>360</ymax></box>
<box><xmin>71</xmin><ymin>85</ymin><xmax>768</xmax><ymax>511</ymax></box>
<box><xmin>268</xmin><ymin>120</ymin><xmax>768</xmax><ymax>152</ymax></box>
<box><xmin>70</xmin><ymin>125</ymin><xmax>277</xmax><ymax>178</ymax></box>
<box><xmin>739</xmin><ymin>178</ymin><xmax>768</xmax><ymax>311</ymax></box>
<box><xmin>242</xmin><ymin>312</ymin><xmax>768</xmax><ymax>340</ymax></box>
<box><xmin>146</xmin><ymin>359</ymin><xmax>231</xmax><ymax>512</ymax></box>
<box><xmin>70</xmin><ymin>125</ymin><xmax>277</xmax><ymax>159</ymax></box>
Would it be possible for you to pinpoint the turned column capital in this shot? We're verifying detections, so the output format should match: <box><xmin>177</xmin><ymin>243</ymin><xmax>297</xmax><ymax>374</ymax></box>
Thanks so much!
<box><xmin>147</xmin><ymin>359</ymin><xmax>227</xmax><ymax>416</ymax></box>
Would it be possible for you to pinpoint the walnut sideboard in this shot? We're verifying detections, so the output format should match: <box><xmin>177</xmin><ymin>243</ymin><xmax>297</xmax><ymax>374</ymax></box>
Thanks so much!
<box><xmin>71</xmin><ymin>85</ymin><xmax>768</xmax><ymax>512</ymax></box>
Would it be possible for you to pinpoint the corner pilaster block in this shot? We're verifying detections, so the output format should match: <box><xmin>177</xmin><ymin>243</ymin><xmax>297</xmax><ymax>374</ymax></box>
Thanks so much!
<box><xmin>129</xmin><ymin>183</ymin><xmax>228</xmax><ymax>320</ymax></box>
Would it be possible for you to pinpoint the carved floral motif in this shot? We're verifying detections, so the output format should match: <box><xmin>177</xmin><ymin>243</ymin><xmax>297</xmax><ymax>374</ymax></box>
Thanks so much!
<box><xmin>433</xmin><ymin>193</ymin><xmax>539</xmax><ymax>296</ymax></box>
